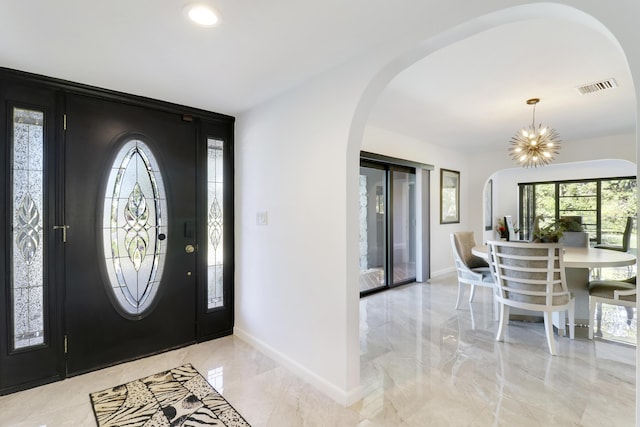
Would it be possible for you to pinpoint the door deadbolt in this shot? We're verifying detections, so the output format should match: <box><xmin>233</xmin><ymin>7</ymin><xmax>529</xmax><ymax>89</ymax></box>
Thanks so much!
<box><xmin>185</xmin><ymin>244</ymin><xmax>196</xmax><ymax>254</ymax></box>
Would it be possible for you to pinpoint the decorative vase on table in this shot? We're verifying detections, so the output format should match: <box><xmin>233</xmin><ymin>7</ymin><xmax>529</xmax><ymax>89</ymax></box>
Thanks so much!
<box><xmin>495</xmin><ymin>218</ymin><xmax>509</xmax><ymax>240</ymax></box>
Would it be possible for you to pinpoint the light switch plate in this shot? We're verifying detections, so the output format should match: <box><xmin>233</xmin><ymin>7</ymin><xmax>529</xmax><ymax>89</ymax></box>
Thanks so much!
<box><xmin>256</xmin><ymin>211</ymin><xmax>268</xmax><ymax>225</ymax></box>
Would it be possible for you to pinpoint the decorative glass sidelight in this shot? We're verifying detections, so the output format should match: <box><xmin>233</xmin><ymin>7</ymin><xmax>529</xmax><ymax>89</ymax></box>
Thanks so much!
<box><xmin>207</xmin><ymin>139</ymin><xmax>224</xmax><ymax>309</ymax></box>
<box><xmin>12</xmin><ymin>108</ymin><xmax>45</xmax><ymax>349</ymax></box>
<box><xmin>102</xmin><ymin>139</ymin><xmax>167</xmax><ymax>317</ymax></box>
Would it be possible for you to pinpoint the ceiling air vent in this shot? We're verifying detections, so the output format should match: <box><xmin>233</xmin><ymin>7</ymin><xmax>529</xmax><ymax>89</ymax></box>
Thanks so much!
<box><xmin>576</xmin><ymin>78</ymin><xmax>618</xmax><ymax>95</ymax></box>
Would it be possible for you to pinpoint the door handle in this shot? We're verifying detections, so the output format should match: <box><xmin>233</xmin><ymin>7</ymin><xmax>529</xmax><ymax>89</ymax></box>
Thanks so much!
<box><xmin>185</xmin><ymin>244</ymin><xmax>197</xmax><ymax>254</ymax></box>
<box><xmin>53</xmin><ymin>225</ymin><xmax>70</xmax><ymax>243</ymax></box>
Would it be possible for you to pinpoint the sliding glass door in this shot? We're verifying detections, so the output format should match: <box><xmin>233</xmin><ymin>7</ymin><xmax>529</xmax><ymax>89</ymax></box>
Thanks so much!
<box><xmin>391</xmin><ymin>170</ymin><xmax>416</xmax><ymax>284</ymax></box>
<box><xmin>359</xmin><ymin>161</ymin><xmax>416</xmax><ymax>295</ymax></box>
<box><xmin>359</xmin><ymin>165</ymin><xmax>387</xmax><ymax>293</ymax></box>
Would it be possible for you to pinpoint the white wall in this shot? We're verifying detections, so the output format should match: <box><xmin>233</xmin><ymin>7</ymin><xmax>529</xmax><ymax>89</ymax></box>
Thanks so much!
<box><xmin>234</xmin><ymin>61</ymin><xmax>377</xmax><ymax>404</ymax></box>
<box><xmin>234</xmin><ymin>1</ymin><xmax>640</xmax><ymax>411</ymax></box>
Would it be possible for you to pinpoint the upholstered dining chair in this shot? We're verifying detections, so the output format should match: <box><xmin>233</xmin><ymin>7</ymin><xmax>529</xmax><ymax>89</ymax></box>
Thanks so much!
<box><xmin>450</xmin><ymin>232</ymin><xmax>495</xmax><ymax>313</ymax></box>
<box><xmin>558</xmin><ymin>231</ymin><xmax>589</xmax><ymax>248</ymax></box>
<box><xmin>592</xmin><ymin>215</ymin><xmax>634</xmax><ymax>281</ymax></box>
<box><xmin>588</xmin><ymin>276</ymin><xmax>636</xmax><ymax>339</ymax></box>
<box><xmin>594</xmin><ymin>216</ymin><xmax>634</xmax><ymax>253</ymax></box>
<box><xmin>487</xmin><ymin>240</ymin><xmax>575</xmax><ymax>355</ymax></box>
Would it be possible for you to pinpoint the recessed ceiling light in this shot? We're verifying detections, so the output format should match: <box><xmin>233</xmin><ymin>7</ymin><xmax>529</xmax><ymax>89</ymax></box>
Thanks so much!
<box><xmin>184</xmin><ymin>3</ymin><xmax>220</xmax><ymax>27</ymax></box>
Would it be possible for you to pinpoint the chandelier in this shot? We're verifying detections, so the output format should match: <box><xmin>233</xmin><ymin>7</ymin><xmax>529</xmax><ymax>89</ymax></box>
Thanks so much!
<box><xmin>509</xmin><ymin>98</ymin><xmax>561</xmax><ymax>168</ymax></box>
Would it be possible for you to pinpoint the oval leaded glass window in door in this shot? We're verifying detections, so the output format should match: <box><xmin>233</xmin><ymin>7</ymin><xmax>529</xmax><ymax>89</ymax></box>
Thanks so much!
<box><xmin>102</xmin><ymin>139</ymin><xmax>167</xmax><ymax>318</ymax></box>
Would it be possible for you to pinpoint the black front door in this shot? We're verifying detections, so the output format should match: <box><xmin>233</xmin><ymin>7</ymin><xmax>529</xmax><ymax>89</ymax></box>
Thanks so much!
<box><xmin>64</xmin><ymin>93</ymin><xmax>198</xmax><ymax>375</ymax></box>
<box><xmin>1</xmin><ymin>69</ymin><xmax>234</xmax><ymax>394</ymax></box>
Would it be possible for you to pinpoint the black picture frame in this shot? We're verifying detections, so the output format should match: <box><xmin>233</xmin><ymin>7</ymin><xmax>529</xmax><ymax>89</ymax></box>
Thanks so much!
<box><xmin>440</xmin><ymin>168</ymin><xmax>460</xmax><ymax>224</ymax></box>
<box><xmin>504</xmin><ymin>215</ymin><xmax>516</xmax><ymax>241</ymax></box>
<box><xmin>484</xmin><ymin>179</ymin><xmax>493</xmax><ymax>230</ymax></box>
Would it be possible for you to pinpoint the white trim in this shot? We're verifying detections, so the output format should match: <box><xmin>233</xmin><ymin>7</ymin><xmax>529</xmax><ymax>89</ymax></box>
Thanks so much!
<box><xmin>431</xmin><ymin>266</ymin><xmax>456</xmax><ymax>278</ymax></box>
<box><xmin>233</xmin><ymin>327</ymin><xmax>363</xmax><ymax>407</ymax></box>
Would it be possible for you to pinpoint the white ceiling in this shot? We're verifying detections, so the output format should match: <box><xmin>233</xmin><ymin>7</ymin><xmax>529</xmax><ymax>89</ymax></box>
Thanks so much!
<box><xmin>0</xmin><ymin>2</ymin><xmax>634</xmax><ymax>153</ymax></box>
<box><xmin>368</xmin><ymin>18</ymin><xmax>635</xmax><ymax>153</ymax></box>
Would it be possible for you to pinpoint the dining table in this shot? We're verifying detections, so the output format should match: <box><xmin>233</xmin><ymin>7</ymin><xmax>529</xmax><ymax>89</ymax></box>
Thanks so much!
<box><xmin>472</xmin><ymin>244</ymin><xmax>636</xmax><ymax>335</ymax></box>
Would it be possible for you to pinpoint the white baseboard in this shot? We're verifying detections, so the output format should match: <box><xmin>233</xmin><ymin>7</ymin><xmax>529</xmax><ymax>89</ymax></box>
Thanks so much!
<box><xmin>233</xmin><ymin>327</ymin><xmax>363</xmax><ymax>407</ymax></box>
<box><xmin>430</xmin><ymin>266</ymin><xmax>456</xmax><ymax>278</ymax></box>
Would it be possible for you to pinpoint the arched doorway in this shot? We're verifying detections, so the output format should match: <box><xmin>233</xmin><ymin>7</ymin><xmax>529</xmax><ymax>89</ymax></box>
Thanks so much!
<box><xmin>348</xmin><ymin>3</ymin><xmax>638</xmax><ymax>412</ymax></box>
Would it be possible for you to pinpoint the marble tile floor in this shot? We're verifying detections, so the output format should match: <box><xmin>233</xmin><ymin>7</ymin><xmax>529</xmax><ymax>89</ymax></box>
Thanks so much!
<box><xmin>0</xmin><ymin>272</ymin><xmax>636</xmax><ymax>426</ymax></box>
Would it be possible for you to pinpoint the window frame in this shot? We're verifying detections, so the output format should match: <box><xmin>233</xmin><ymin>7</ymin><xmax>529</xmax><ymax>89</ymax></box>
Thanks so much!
<box><xmin>518</xmin><ymin>176</ymin><xmax>636</xmax><ymax>244</ymax></box>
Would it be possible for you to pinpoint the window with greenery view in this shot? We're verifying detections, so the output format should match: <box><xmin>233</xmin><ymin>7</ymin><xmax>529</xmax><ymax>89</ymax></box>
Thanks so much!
<box><xmin>518</xmin><ymin>177</ymin><xmax>636</xmax><ymax>245</ymax></box>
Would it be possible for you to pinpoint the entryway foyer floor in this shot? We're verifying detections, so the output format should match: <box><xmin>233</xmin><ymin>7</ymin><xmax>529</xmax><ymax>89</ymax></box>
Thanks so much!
<box><xmin>0</xmin><ymin>272</ymin><xmax>635</xmax><ymax>426</ymax></box>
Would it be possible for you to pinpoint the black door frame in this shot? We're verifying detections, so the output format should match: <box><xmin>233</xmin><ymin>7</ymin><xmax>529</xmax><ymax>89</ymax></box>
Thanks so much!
<box><xmin>0</xmin><ymin>74</ymin><xmax>65</xmax><ymax>395</ymax></box>
<box><xmin>0</xmin><ymin>67</ymin><xmax>235</xmax><ymax>395</ymax></box>
<box><xmin>196</xmin><ymin>120</ymin><xmax>235</xmax><ymax>341</ymax></box>
<box><xmin>359</xmin><ymin>158</ymin><xmax>417</xmax><ymax>297</ymax></box>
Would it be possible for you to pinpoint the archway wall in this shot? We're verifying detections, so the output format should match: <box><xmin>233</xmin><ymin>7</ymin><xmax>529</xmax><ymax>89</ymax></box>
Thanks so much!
<box><xmin>483</xmin><ymin>158</ymin><xmax>636</xmax><ymax>244</ymax></box>
<box><xmin>234</xmin><ymin>1</ymin><xmax>640</xmax><ymax>406</ymax></box>
<box><xmin>471</xmin><ymin>131</ymin><xmax>636</xmax><ymax>250</ymax></box>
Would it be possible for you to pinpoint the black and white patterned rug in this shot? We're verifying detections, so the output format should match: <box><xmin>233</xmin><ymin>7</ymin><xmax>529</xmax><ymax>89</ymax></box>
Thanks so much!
<box><xmin>90</xmin><ymin>363</ymin><xmax>251</xmax><ymax>426</ymax></box>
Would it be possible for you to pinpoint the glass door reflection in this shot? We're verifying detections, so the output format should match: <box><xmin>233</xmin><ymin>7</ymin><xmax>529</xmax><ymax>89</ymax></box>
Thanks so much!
<box><xmin>359</xmin><ymin>162</ymin><xmax>416</xmax><ymax>295</ymax></box>
<box><xmin>359</xmin><ymin>165</ymin><xmax>387</xmax><ymax>293</ymax></box>
<box><xmin>392</xmin><ymin>170</ymin><xmax>416</xmax><ymax>284</ymax></box>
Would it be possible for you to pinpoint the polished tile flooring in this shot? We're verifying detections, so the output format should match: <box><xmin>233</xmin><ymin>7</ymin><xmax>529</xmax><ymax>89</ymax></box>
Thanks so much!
<box><xmin>0</xmin><ymin>273</ymin><xmax>636</xmax><ymax>426</ymax></box>
<box><xmin>359</xmin><ymin>264</ymin><xmax>415</xmax><ymax>293</ymax></box>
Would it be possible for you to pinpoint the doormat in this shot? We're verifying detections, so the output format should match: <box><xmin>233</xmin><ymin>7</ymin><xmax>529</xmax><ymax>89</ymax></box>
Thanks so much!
<box><xmin>90</xmin><ymin>363</ymin><xmax>251</xmax><ymax>426</ymax></box>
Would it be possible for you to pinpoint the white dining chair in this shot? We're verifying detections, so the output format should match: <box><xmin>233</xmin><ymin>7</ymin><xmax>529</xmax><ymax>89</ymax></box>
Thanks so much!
<box><xmin>450</xmin><ymin>232</ymin><xmax>497</xmax><ymax>319</ymax></box>
<box><xmin>588</xmin><ymin>277</ymin><xmax>636</xmax><ymax>339</ymax></box>
<box><xmin>488</xmin><ymin>240</ymin><xmax>575</xmax><ymax>355</ymax></box>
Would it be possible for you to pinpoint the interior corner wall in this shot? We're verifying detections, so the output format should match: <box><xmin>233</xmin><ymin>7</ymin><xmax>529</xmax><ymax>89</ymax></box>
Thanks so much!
<box><xmin>232</xmin><ymin>62</ymin><xmax>380</xmax><ymax>405</ymax></box>
<box><xmin>234</xmin><ymin>105</ymin><xmax>351</xmax><ymax>403</ymax></box>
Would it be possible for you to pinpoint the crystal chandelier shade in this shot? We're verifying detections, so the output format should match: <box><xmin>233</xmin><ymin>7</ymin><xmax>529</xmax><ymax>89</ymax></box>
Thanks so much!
<box><xmin>509</xmin><ymin>98</ymin><xmax>561</xmax><ymax>168</ymax></box>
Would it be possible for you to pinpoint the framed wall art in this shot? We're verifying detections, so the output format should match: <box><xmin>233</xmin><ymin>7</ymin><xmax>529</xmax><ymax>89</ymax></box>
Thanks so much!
<box><xmin>440</xmin><ymin>168</ymin><xmax>460</xmax><ymax>224</ymax></box>
<box><xmin>484</xmin><ymin>179</ymin><xmax>493</xmax><ymax>230</ymax></box>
